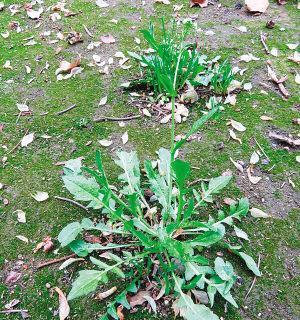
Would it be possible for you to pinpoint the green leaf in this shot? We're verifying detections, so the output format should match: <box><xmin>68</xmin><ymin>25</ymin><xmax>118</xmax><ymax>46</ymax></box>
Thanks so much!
<box><xmin>58</xmin><ymin>222</ymin><xmax>82</xmax><ymax>247</ymax></box>
<box><xmin>238</xmin><ymin>252</ymin><xmax>261</xmax><ymax>276</ymax></box>
<box><xmin>214</xmin><ymin>257</ymin><xmax>234</xmax><ymax>281</ymax></box>
<box><xmin>185</xmin><ymin>262</ymin><xmax>214</xmax><ymax>281</ymax></box>
<box><xmin>174</xmin><ymin>293</ymin><xmax>219</xmax><ymax>320</ymax></box>
<box><xmin>207</xmin><ymin>285</ymin><xmax>217</xmax><ymax>307</ymax></box>
<box><xmin>190</xmin><ymin>230</ymin><xmax>224</xmax><ymax>247</ymax></box>
<box><xmin>114</xmin><ymin>151</ymin><xmax>140</xmax><ymax>195</ymax></box>
<box><xmin>172</xmin><ymin>159</ymin><xmax>191</xmax><ymax>190</ymax></box>
<box><xmin>68</xmin><ymin>270</ymin><xmax>103</xmax><ymax>300</ymax></box>
<box><xmin>62</xmin><ymin>174</ymin><xmax>103</xmax><ymax>209</ymax></box>
<box><xmin>144</xmin><ymin>160</ymin><xmax>168</xmax><ymax>209</ymax></box>
<box><xmin>202</xmin><ymin>176</ymin><xmax>231</xmax><ymax>203</ymax></box>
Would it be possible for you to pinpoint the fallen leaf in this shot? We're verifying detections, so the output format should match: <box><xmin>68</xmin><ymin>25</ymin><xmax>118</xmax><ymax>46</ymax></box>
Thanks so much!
<box><xmin>160</xmin><ymin>114</ymin><xmax>172</xmax><ymax>124</ymax></box>
<box><xmin>99</xmin><ymin>139</ymin><xmax>113</xmax><ymax>147</ymax></box>
<box><xmin>239</xmin><ymin>53</ymin><xmax>260</xmax><ymax>62</ymax></box>
<box><xmin>237</xmin><ymin>26</ymin><xmax>247</xmax><ymax>33</ymax></box>
<box><xmin>289</xmin><ymin>51</ymin><xmax>300</xmax><ymax>64</ymax></box>
<box><xmin>129</xmin><ymin>290</ymin><xmax>151</xmax><ymax>308</ymax></box>
<box><xmin>243</xmin><ymin>82</ymin><xmax>253</xmax><ymax>91</ymax></box>
<box><xmin>270</xmin><ymin>47</ymin><xmax>279</xmax><ymax>57</ymax></box>
<box><xmin>100</xmin><ymin>35</ymin><xmax>115</xmax><ymax>44</ymax></box>
<box><xmin>155</xmin><ymin>0</ymin><xmax>170</xmax><ymax>4</ymax></box>
<box><xmin>229</xmin><ymin>129</ymin><xmax>242</xmax><ymax>144</ymax></box>
<box><xmin>190</xmin><ymin>0</ymin><xmax>208</xmax><ymax>7</ymax></box>
<box><xmin>33</xmin><ymin>236</ymin><xmax>54</xmax><ymax>253</ymax></box>
<box><xmin>117</xmin><ymin>305</ymin><xmax>124</xmax><ymax>320</ymax></box>
<box><xmin>247</xmin><ymin>167</ymin><xmax>262</xmax><ymax>184</ymax></box>
<box><xmin>5</xmin><ymin>271</ymin><xmax>22</xmax><ymax>285</ymax></box>
<box><xmin>229</xmin><ymin>119</ymin><xmax>246</xmax><ymax>132</ymax></box>
<box><xmin>4</xmin><ymin>299</ymin><xmax>20</xmax><ymax>310</ymax></box>
<box><xmin>17</xmin><ymin>103</ymin><xmax>29</xmax><ymax>112</ymax></box>
<box><xmin>96</xmin><ymin>287</ymin><xmax>117</xmax><ymax>300</ymax></box>
<box><xmin>250</xmin><ymin>207</ymin><xmax>269</xmax><ymax>218</ymax></box>
<box><xmin>99</xmin><ymin>96</ymin><xmax>108</xmax><ymax>106</ymax></box>
<box><xmin>16</xmin><ymin>235</ymin><xmax>29</xmax><ymax>243</ymax></box>
<box><xmin>15</xmin><ymin>210</ymin><xmax>26</xmax><ymax>223</ymax></box>
<box><xmin>245</xmin><ymin>0</ymin><xmax>269</xmax><ymax>13</ymax></box>
<box><xmin>31</xmin><ymin>191</ymin><xmax>49</xmax><ymax>202</ymax></box>
<box><xmin>250</xmin><ymin>151</ymin><xmax>260</xmax><ymax>165</ymax></box>
<box><xmin>122</xmin><ymin>132</ymin><xmax>128</xmax><ymax>145</ymax></box>
<box><xmin>295</xmin><ymin>73</ymin><xmax>300</xmax><ymax>85</ymax></box>
<box><xmin>59</xmin><ymin>258</ymin><xmax>85</xmax><ymax>270</ymax></box>
<box><xmin>142</xmin><ymin>109</ymin><xmax>152</xmax><ymax>117</ymax></box>
<box><xmin>286</xmin><ymin>43</ymin><xmax>299</xmax><ymax>50</ymax></box>
<box><xmin>96</xmin><ymin>0</ymin><xmax>109</xmax><ymax>7</ymax></box>
<box><xmin>26</xmin><ymin>8</ymin><xmax>43</xmax><ymax>19</ymax></box>
<box><xmin>260</xmin><ymin>115</ymin><xmax>273</xmax><ymax>121</ymax></box>
<box><xmin>296</xmin><ymin>156</ymin><xmax>300</xmax><ymax>163</ymax></box>
<box><xmin>54</xmin><ymin>287</ymin><xmax>70</xmax><ymax>320</ymax></box>
<box><xmin>21</xmin><ymin>133</ymin><xmax>34</xmax><ymax>147</ymax></box>
<box><xmin>269</xmin><ymin>131</ymin><xmax>300</xmax><ymax>147</ymax></box>
<box><xmin>230</xmin><ymin>157</ymin><xmax>244</xmax><ymax>173</ymax></box>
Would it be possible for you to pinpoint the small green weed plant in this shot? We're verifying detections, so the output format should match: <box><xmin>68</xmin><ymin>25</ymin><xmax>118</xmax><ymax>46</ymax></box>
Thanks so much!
<box><xmin>57</xmin><ymin>22</ymin><xmax>260</xmax><ymax>320</ymax></box>
<box><xmin>128</xmin><ymin>20</ymin><xmax>234</xmax><ymax>97</ymax></box>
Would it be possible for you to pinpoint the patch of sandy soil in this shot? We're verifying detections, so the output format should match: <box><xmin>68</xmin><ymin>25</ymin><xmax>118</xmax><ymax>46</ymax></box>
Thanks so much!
<box><xmin>236</xmin><ymin>171</ymin><xmax>300</xmax><ymax>218</ymax></box>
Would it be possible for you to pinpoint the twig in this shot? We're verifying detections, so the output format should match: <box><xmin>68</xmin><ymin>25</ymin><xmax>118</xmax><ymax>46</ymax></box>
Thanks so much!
<box><xmin>36</xmin><ymin>254</ymin><xmax>76</xmax><ymax>269</ymax></box>
<box><xmin>54</xmin><ymin>196</ymin><xmax>89</xmax><ymax>212</ymax></box>
<box><xmin>254</xmin><ymin>137</ymin><xmax>270</xmax><ymax>160</ymax></box>
<box><xmin>94</xmin><ymin>115</ymin><xmax>141</xmax><ymax>122</ymax></box>
<box><xmin>6</xmin><ymin>129</ymin><xmax>29</xmax><ymax>155</ymax></box>
<box><xmin>244</xmin><ymin>254</ymin><xmax>261</xmax><ymax>301</ymax></box>
<box><xmin>56</xmin><ymin>104</ymin><xmax>77</xmax><ymax>115</ymax></box>
<box><xmin>188</xmin><ymin>177</ymin><xmax>209</xmax><ymax>187</ymax></box>
<box><xmin>0</xmin><ymin>309</ymin><xmax>28</xmax><ymax>314</ymax></box>
<box><xmin>83</xmin><ymin>24</ymin><xmax>93</xmax><ymax>37</ymax></box>
<box><xmin>260</xmin><ymin>32</ymin><xmax>270</xmax><ymax>54</ymax></box>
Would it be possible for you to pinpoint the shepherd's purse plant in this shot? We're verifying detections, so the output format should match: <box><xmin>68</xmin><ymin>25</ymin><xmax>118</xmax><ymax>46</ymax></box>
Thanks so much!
<box><xmin>57</xmin><ymin>21</ymin><xmax>260</xmax><ymax>320</ymax></box>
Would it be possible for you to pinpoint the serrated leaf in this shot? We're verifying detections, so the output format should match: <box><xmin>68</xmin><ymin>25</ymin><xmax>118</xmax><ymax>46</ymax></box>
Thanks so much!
<box><xmin>62</xmin><ymin>174</ymin><xmax>103</xmax><ymax>209</ymax></box>
<box><xmin>114</xmin><ymin>151</ymin><xmax>140</xmax><ymax>195</ymax></box>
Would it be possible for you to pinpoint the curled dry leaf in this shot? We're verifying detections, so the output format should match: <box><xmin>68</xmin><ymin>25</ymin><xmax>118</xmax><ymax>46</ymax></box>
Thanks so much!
<box><xmin>229</xmin><ymin>129</ymin><xmax>242</xmax><ymax>144</ymax></box>
<box><xmin>247</xmin><ymin>167</ymin><xmax>262</xmax><ymax>184</ymax></box>
<box><xmin>21</xmin><ymin>133</ymin><xmax>34</xmax><ymax>147</ymax></box>
<box><xmin>250</xmin><ymin>207</ymin><xmax>269</xmax><ymax>218</ymax></box>
<box><xmin>116</xmin><ymin>305</ymin><xmax>124</xmax><ymax>320</ymax></box>
<box><xmin>230</xmin><ymin>157</ymin><xmax>244</xmax><ymax>173</ymax></box>
<box><xmin>33</xmin><ymin>236</ymin><xmax>54</xmax><ymax>253</ymax></box>
<box><xmin>229</xmin><ymin>119</ymin><xmax>246</xmax><ymax>132</ymax></box>
<box><xmin>54</xmin><ymin>287</ymin><xmax>70</xmax><ymax>320</ymax></box>
<box><xmin>56</xmin><ymin>59</ymin><xmax>81</xmax><ymax>74</ymax></box>
<box><xmin>31</xmin><ymin>191</ymin><xmax>49</xmax><ymax>202</ymax></box>
<box><xmin>59</xmin><ymin>258</ymin><xmax>85</xmax><ymax>270</ymax></box>
<box><xmin>96</xmin><ymin>286</ymin><xmax>117</xmax><ymax>300</ymax></box>
<box><xmin>15</xmin><ymin>209</ymin><xmax>26</xmax><ymax>223</ymax></box>
<box><xmin>16</xmin><ymin>235</ymin><xmax>29</xmax><ymax>243</ymax></box>
<box><xmin>128</xmin><ymin>290</ymin><xmax>151</xmax><ymax>308</ymax></box>
<box><xmin>17</xmin><ymin>103</ymin><xmax>29</xmax><ymax>112</ymax></box>
<box><xmin>27</xmin><ymin>8</ymin><xmax>43</xmax><ymax>19</ymax></box>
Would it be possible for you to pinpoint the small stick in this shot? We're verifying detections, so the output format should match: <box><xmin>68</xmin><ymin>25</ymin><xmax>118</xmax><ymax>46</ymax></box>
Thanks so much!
<box><xmin>83</xmin><ymin>24</ymin><xmax>93</xmax><ymax>37</ymax></box>
<box><xmin>94</xmin><ymin>115</ymin><xmax>141</xmax><ymax>122</ymax></box>
<box><xmin>0</xmin><ymin>309</ymin><xmax>29</xmax><ymax>314</ymax></box>
<box><xmin>6</xmin><ymin>129</ymin><xmax>29</xmax><ymax>155</ymax></box>
<box><xmin>36</xmin><ymin>253</ymin><xmax>77</xmax><ymax>269</ymax></box>
<box><xmin>260</xmin><ymin>32</ymin><xmax>270</xmax><ymax>54</ymax></box>
<box><xmin>244</xmin><ymin>254</ymin><xmax>261</xmax><ymax>301</ymax></box>
<box><xmin>254</xmin><ymin>137</ymin><xmax>270</xmax><ymax>160</ymax></box>
<box><xmin>54</xmin><ymin>196</ymin><xmax>89</xmax><ymax>212</ymax></box>
<box><xmin>56</xmin><ymin>104</ymin><xmax>77</xmax><ymax>115</ymax></box>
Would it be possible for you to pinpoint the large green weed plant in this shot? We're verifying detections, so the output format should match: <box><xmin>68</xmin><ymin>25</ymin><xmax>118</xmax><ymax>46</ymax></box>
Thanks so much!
<box><xmin>57</xmin><ymin>23</ymin><xmax>260</xmax><ymax>320</ymax></box>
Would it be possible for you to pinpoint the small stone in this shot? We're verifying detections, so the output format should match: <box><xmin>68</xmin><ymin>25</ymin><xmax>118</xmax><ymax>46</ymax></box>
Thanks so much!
<box><xmin>45</xmin><ymin>283</ymin><xmax>51</xmax><ymax>289</ymax></box>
